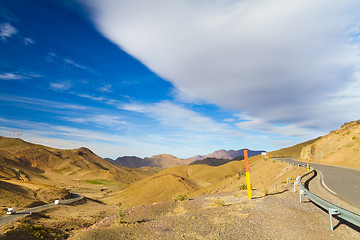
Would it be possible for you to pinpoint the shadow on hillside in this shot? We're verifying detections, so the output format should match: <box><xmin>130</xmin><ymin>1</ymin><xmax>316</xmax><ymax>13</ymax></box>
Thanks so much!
<box><xmin>252</xmin><ymin>189</ymin><xmax>289</xmax><ymax>199</ymax></box>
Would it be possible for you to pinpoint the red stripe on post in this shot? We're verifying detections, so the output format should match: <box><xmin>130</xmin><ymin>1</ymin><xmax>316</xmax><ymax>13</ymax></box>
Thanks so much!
<box><xmin>244</xmin><ymin>149</ymin><xmax>249</xmax><ymax>172</ymax></box>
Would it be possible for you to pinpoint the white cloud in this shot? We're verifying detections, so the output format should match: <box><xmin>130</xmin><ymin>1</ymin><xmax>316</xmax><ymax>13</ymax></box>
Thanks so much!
<box><xmin>24</xmin><ymin>37</ymin><xmax>35</xmax><ymax>45</ymax></box>
<box><xmin>85</xmin><ymin>0</ymin><xmax>360</xmax><ymax>134</ymax></box>
<box><xmin>45</xmin><ymin>52</ymin><xmax>57</xmax><ymax>62</ymax></box>
<box><xmin>77</xmin><ymin>94</ymin><xmax>106</xmax><ymax>102</ymax></box>
<box><xmin>235</xmin><ymin>112</ymin><xmax>322</xmax><ymax>139</ymax></box>
<box><xmin>120</xmin><ymin>100</ymin><xmax>231</xmax><ymax>133</ymax></box>
<box><xmin>49</xmin><ymin>82</ymin><xmax>72</xmax><ymax>91</ymax></box>
<box><xmin>0</xmin><ymin>22</ymin><xmax>16</xmax><ymax>40</ymax></box>
<box><xmin>62</xmin><ymin>114</ymin><xmax>127</xmax><ymax>127</ymax></box>
<box><xmin>0</xmin><ymin>72</ymin><xmax>24</xmax><ymax>80</ymax></box>
<box><xmin>0</xmin><ymin>95</ymin><xmax>88</xmax><ymax>112</ymax></box>
<box><xmin>64</xmin><ymin>58</ymin><xmax>93</xmax><ymax>72</ymax></box>
<box><xmin>98</xmin><ymin>84</ymin><xmax>112</xmax><ymax>93</ymax></box>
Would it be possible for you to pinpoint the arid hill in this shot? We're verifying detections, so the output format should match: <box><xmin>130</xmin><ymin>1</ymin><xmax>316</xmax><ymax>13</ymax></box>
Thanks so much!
<box><xmin>0</xmin><ymin>137</ymin><xmax>150</xmax><ymax>183</ymax></box>
<box><xmin>108</xmin><ymin>154</ymin><xmax>192</xmax><ymax>168</ymax></box>
<box><xmin>106</xmin><ymin>156</ymin><xmax>151</xmax><ymax>168</ymax></box>
<box><xmin>300</xmin><ymin>120</ymin><xmax>360</xmax><ymax>169</ymax></box>
<box><xmin>0</xmin><ymin>136</ymin><xmax>156</xmax><ymax>209</ymax></box>
<box><xmin>103</xmin><ymin>154</ymin><xmax>306</xmax><ymax>207</ymax></box>
<box><xmin>189</xmin><ymin>156</ymin><xmax>244</xmax><ymax>166</ymax></box>
<box><xmin>269</xmin><ymin>137</ymin><xmax>320</xmax><ymax>158</ymax></box>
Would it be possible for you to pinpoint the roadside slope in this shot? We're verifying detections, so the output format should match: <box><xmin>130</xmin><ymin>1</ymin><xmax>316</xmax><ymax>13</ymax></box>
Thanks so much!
<box><xmin>300</xmin><ymin>120</ymin><xmax>360</xmax><ymax>169</ymax></box>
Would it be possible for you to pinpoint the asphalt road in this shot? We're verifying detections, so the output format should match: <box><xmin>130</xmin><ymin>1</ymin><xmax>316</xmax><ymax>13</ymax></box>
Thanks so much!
<box><xmin>0</xmin><ymin>193</ymin><xmax>83</xmax><ymax>226</ymax></box>
<box><xmin>278</xmin><ymin>158</ymin><xmax>360</xmax><ymax>209</ymax></box>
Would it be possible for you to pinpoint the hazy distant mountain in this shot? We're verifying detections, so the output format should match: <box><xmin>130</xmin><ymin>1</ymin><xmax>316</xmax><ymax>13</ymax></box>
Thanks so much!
<box><xmin>187</xmin><ymin>149</ymin><xmax>264</xmax><ymax>161</ymax></box>
<box><xmin>189</xmin><ymin>157</ymin><xmax>242</xmax><ymax>166</ymax></box>
<box><xmin>108</xmin><ymin>149</ymin><xmax>264</xmax><ymax>169</ymax></box>
<box><xmin>108</xmin><ymin>154</ymin><xmax>192</xmax><ymax>168</ymax></box>
<box><xmin>106</xmin><ymin>156</ymin><xmax>153</xmax><ymax>168</ymax></box>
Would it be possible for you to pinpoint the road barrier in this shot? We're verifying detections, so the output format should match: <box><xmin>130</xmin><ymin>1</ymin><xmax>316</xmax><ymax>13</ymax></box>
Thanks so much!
<box><xmin>275</xmin><ymin>159</ymin><xmax>360</xmax><ymax>231</ymax></box>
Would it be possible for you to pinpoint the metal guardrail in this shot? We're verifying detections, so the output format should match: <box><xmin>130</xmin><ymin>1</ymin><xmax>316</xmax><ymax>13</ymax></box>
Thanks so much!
<box><xmin>274</xmin><ymin>158</ymin><xmax>360</xmax><ymax>231</ymax></box>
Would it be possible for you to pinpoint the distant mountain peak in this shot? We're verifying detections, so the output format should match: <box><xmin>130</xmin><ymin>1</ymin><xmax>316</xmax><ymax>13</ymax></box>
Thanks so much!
<box><xmin>186</xmin><ymin>148</ymin><xmax>264</xmax><ymax>161</ymax></box>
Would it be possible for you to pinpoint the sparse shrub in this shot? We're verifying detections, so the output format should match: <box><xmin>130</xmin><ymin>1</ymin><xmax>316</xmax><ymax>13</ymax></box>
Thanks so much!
<box><xmin>346</xmin><ymin>130</ymin><xmax>351</xmax><ymax>134</ymax></box>
<box><xmin>211</xmin><ymin>198</ymin><xmax>226</xmax><ymax>207</ymax></box>
<box><xmin>262</xmin><ymin>188</ymin><xmax>268</xmax><ymax>196</ymax></box>
<box><xmin>352</xmin><ymin>136</ymin><xmax>357</xmax><ymax>140</ymax></box>
<box><xmin>172</xmin><ymin>194</ymin><xmax>189</xmax><ymax>202</ymax></box>
<box><xmin>238</xmin><ymin>183</ymin><xmax>247</xmax><ymax>191</ymax></box>
<box><xmin>118</xmin><ymin>208</ymin><xmax>126</xmax><ymax>223</ymax></box>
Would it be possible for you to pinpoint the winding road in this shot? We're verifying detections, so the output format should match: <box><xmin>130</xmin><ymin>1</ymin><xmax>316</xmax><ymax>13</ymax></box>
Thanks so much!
<box><xmin>278</xmin><ymin>158</ymin><xmax>360</xmax><ymax>209</ymax></box>
<box><xmin>0</xmin><ymin>193</ymin><xmax>83</xmax><ymax>226</ymax></box>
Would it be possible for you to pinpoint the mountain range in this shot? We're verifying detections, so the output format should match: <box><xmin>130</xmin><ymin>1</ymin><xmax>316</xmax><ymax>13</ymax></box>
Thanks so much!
<box><xmin>107</xmin><ymin>148</ymin><xmax>265</xmax><ymax>168</ymax></box>
<box><xmin>186</xmin><ymin>148</ymin><xmax>265</xmax><ymax>161</ymax></box>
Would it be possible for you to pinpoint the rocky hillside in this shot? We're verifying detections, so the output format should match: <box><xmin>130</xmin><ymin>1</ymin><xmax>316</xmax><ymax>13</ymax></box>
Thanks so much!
<box><xmin>187</xmin><ymin>149</ymin><xmax>264</xmax><ymax>161</ymax></box>
<box><xmin>189</xmin><ymin>157</ymin><xmax>244</xmax><ymax>166</ymax></box>
<box><xmin>270</xmin><ymin>137</ymin><xmax>320</xmax><ymax>158</ymax></box>
<box><xmin>106</xmin><ymin>156</ymin><xmax>151</xmax><ymax>168</ymax></box>
<box><xmin>300</xmin><ymin>120</ymin><xmax>360</xmax><ymax>169</ymax></box>
<box><xmin>0</xmin><ymin>136</ymin><xmax>150</xmax><ymax>184</ymax></box>
<box><xmin>108</xmin><ymin>154</ymin><xmax>192</xmax><ymax>168</ymax></box>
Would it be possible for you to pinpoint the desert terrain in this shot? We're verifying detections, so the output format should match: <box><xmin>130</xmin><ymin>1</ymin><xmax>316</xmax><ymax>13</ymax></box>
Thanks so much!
<box><xmin>0</xmin><ymin>120</ymin><xmax>359</xmax><ymax>239</ymax></box>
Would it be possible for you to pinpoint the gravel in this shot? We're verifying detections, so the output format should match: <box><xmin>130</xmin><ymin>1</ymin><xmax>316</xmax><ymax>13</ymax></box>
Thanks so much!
<box><xmin>69</xmin><ymin>185</ymin><xmax>360</xmax><ymax>240</ymax></box>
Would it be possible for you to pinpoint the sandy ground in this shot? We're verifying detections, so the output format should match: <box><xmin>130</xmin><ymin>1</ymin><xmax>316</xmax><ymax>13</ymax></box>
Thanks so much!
<box><xmin>69</xmin><ymin>184</ymin><xmax>360</xmax><ymax>240</ymax></box>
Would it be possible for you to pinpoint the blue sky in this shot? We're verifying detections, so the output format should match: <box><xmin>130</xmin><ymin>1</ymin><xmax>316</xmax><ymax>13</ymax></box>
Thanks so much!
<box><xmin>0</xmin><ymin>0</ymin><xmax>359</xmax><ymax>158</ymax></box>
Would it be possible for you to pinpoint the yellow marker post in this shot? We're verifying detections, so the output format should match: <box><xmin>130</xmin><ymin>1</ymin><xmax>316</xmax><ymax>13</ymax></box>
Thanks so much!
<box><xmin>244</xmin><ymin>149</ymin><xmax>252</xmax><ymax>199</ymax></box>
<box><xmin>307</xmin><ymin>158</ymin><xmax>310</xmax><ymax>172</ymax></box>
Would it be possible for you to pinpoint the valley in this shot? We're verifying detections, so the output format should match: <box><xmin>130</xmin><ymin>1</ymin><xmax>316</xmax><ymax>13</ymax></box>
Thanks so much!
<box><xmin>0</xmin><ymin>120</ymin><xmax>359</xmax><ymax>239</ymax></box>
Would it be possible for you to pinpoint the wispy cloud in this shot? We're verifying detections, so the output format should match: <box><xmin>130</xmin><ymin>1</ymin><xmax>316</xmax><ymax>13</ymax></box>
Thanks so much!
<box><xmin>64</xmin><ymin>58</ymin><xmax>94</xmax><ymax>72</ymax></box>
<box><xmin>0</xmin><ymin>72</ymin><xmax>24</xmax><ymax>80</ymax></box>
<box><xmin>77</xmin><ymin>94</ymin><xmax>106</xmax><ymax>102</ymax></box>
<box><xmin>98</xmin><ymin>84</ymin><xmax>112</xmax><ymax>93</ymax></box>
<box><xmin>120</xmin><ymin>100</ymin><xmax>230</xmax><ymax>133</ymax></box>
<box><xmin>49</xmin><ymin>82</ymin><xmax>72</xmax><ymax>91</ymax></box>
<box><xmin>0</xmin><ymin>95</ymin><xmax>88</xmax><ymax>110</ymax></box>
<box><xmin>24</xmin><ymin>37</ymin><xmax>35</xmax><ymax>45</ymax></box>
<box><xmin>235</xmin><ymin>113</ymin><xmax>322</xmax><ymax>139</ymax></box>
<box><xmin>0</xmin><ymin>22</ymin><xmax>16</xmax><ymax>40</ymax></box>
<box><xmin>45</xmin><ymin>52</ymin><xmax>57</xmax><ymax>62</ymax></box>
<box><xmin>62</xmin><ymin>114</ymin><xmax>127</xmax><ymax>127</ymax></box>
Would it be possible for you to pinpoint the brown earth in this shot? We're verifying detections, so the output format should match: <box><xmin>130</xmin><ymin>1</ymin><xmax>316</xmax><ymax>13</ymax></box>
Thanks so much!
<box><xmin>300</xmin><ymin>120</ymin><xmax>360</xmax><ymax>169</ymax></box>
<box><xmin>102</xmin><ymin>156</ymin><xmax>306</xmax><ymax>207</ymax></box>
<box><xmin>0</xmin><ymin>137</ymin><xmax>158</xmax><ymax>209</ymax></box>
<box><xmin>69</xmin><ymin>187</ymin><xmax>360</xmax><ymax>240</ymax></box>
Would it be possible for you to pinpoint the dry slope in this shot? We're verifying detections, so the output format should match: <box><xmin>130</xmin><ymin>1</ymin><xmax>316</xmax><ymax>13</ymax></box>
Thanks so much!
<box><xmin>300</xmin><ymin>120</ymin><xmax>360</xmax><ymax>169</ymax></box>
<box><xmin>103</xmin><ymin>155</ymin><xmax>306</xmax><ymax>207</ymax></box>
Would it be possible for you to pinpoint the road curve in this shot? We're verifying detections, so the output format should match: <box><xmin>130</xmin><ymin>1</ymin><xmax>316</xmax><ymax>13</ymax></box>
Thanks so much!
<box><xmin>278</xmin><ymin>158</ymin><xmax>360</xmax><ymax>209</ymax></box>
<box><xmin>0</xmin><ymin>193</ymin><xmax>83</xmax><ymax>226</ymax></box>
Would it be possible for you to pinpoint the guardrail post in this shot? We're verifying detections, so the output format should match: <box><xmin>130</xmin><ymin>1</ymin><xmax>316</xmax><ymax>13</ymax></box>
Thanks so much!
<box><xmin>294</xmin><ymin>176</ymin><xmax>300</xmax><ymax>192</ymax></box>
<box><xmin>328</xmin><ymin>208</ymin><xmax>340</xmax><ymax>231</ymax></box>
<box><xmin>299</xmin><ymin>189</ymin><xmax>305</xmax><ymax>203</ymax></box>
<box><xmin>287</xmin><ymin>178</ymin><xmax>290</xmax><ymax>184</ymax></box>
